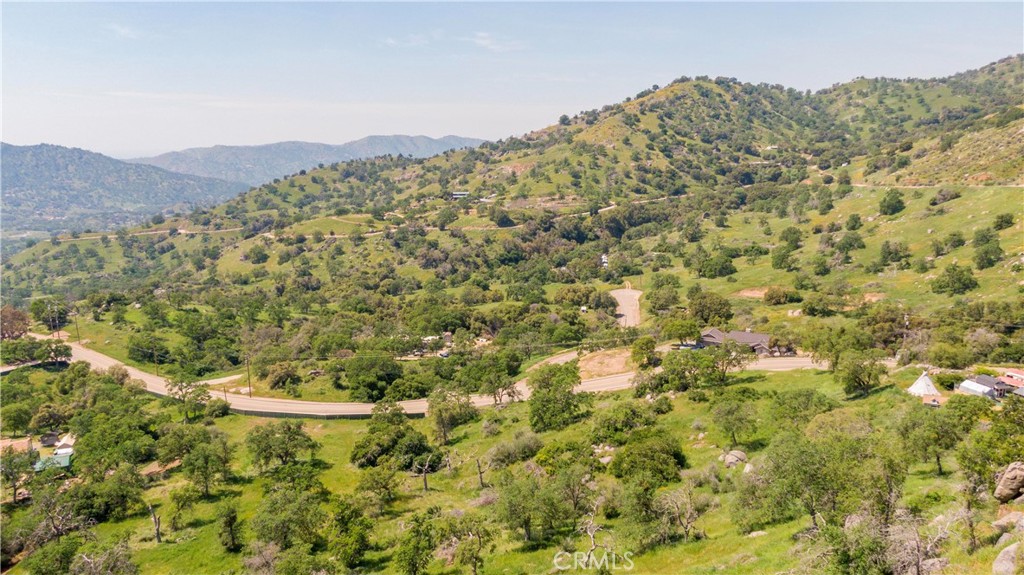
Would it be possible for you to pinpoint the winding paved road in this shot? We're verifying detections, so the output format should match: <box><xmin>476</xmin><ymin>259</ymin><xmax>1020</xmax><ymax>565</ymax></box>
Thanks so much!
<box><xmin>28</xmin><ymin>339</ymin><xmax>821</xmax><ymax>419</ymax></box>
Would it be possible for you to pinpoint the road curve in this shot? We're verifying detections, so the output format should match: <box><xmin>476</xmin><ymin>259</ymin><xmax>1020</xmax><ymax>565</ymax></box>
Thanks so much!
<box><xmin>29</xmin><ymin>339</ymin><xmax>821</xmax><ymax>419</ymax></box>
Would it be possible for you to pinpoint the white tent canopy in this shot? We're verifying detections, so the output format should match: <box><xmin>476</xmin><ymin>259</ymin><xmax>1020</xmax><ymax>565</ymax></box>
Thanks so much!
<box><xmin>907</xmin><ymin>371</ymin><xmax>940</xmax><ymax>397</ymax></box>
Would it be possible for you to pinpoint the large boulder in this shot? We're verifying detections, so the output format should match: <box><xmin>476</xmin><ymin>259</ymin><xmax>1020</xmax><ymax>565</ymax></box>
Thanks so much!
<box><xmin>992</xmin><ymin>542</ymin><xmax>1018</xmax><ymax>575</ymax></box>
<box><xmin>995</xmin><ymin>462</ymin><xmax>1024</xmax><ymax>503</ymax></box>
<box><xmin>992</xmin><ymin>512</ymin><xmax>1024</xmax><ymax>533</ymax></box>
<box><xmin>724</xmin><ymin>450</ymin><xmax>748</xmax><ymax>468</ymax></box>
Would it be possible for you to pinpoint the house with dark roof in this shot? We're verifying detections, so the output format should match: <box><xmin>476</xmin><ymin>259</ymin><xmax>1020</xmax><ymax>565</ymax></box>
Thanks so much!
<box><xmin>958</xmin><ymin>374</ymin><xmax>1014</xmax><ymax>399</ymax></box>
<box><xmin>699</xmin><ymin>328</ymin><xmax>793</xmax><ymax>356</ymax></box>
<box><xmin>956</xmin><ymin>380</ymin><xmax>996</xmax><ymax>400</ymax></box>
<box><xmin>40</xmin><ymin>431</ymin><xmax>60</xmax><ymax>447</ymax></box>
<box><xmin>970</xmin><ymin>374</ymin><xmax>1013</xmax><ymax>398</ymax></box>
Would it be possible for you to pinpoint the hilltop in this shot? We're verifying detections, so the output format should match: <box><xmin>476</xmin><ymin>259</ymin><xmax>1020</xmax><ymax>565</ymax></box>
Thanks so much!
<box><xmin>192</xmin><ymin>56</ymin><xmax>1023</xmax><ymax>227</ymax></box>
<box><xmin>129</xmin><ymin>135</ymin><xmax>486</xmax><ymax>186</ymax></box>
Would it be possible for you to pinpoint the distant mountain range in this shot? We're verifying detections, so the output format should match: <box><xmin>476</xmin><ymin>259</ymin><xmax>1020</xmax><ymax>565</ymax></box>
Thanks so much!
<box><xmin>129</xmin><ymin>135</ymin><xmax>486</xmax><ymax>185</ymax></box>
<box><xmin>0</xmin><ymin>135</ymin><xmax>484</xmax><ymax>238</ymax></box>
<box><xmin>1</xmin><ymin>143</ymin><xmax>250</xmax><ymax>235</ymax></box>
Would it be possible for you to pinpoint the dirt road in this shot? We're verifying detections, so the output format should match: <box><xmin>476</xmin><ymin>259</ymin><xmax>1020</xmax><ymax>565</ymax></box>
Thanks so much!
<box><xmin>609</xmin><ymin>285</ymin><xmax>642</xmax><ymax>327</ymax></box>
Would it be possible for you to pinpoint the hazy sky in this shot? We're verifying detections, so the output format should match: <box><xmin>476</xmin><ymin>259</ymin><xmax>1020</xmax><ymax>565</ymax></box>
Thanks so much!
<box><xmin>3</xmin><ymin>2</ymin><xmax>1022</xmax><ymax>158</ymax></box>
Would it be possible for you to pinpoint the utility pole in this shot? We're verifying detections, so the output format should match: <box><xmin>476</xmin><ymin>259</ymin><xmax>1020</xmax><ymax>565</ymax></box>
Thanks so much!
<box><xmin>246</xmin><ymin>355</ymin><xmax>252</xmax><ymax>398</ymax></box>
<box><xmin>73</xmin><ymin>307</ymin><xmax>81</xmax><ymax>343</ymax></box>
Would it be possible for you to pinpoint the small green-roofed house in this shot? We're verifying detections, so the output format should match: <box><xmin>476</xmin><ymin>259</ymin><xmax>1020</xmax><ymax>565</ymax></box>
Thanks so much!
<box><xmin>34</xmin><ymin>453</ymin><xmax>71</xmax><ymax>472</ymax></box>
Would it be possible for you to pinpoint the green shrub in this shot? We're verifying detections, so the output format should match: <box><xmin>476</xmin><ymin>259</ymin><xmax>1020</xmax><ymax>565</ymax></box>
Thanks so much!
<box><xmin>487</xmin><ymin>431</ymin><xmax>543</xmax><ymax>468</ymax></box>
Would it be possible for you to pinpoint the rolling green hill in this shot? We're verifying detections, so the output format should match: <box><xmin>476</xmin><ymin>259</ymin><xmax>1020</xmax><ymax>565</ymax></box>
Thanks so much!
<box><xmin>2</xmin><ymin>56</ymin><xmax>1023</xmax><ymax>575</ymax></box>
<box><xmin>5</xmin><ymin>57</ymin><xmax>1021</xmax><ymax>310</ymax></box>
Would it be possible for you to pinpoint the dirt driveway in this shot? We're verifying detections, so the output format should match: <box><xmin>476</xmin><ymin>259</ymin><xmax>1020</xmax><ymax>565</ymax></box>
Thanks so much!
<box><xmin>609</xmin><ymin>284</ymin><xmax>642</xmax><ymax>327</ymax></box>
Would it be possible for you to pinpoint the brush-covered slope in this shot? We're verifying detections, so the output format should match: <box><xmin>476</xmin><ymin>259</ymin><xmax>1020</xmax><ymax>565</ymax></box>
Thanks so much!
<box><xmin>130</xmin><ymin>135</ymin><xmax>486</xmax><ymax>186</ymax></box>
<box><xmin>4</xmin><ymin>57</ymin><xmax>1022</xmax><ymax>307</ymax></box>
<box><xmin>0</xmin><ymin>143</ymin><xmax>250</xmax><ymax>234</ymax></box>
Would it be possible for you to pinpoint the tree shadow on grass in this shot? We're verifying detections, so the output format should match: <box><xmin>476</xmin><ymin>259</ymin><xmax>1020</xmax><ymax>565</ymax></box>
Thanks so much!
<box><xmin>39</xmin><ymin>362</ymin><xmax>68</xmax><ymax>374</ymax></box>
<box><xmin>515</xmin><ymin>538</ymin><xmax>557</xmax><ymax>553</ymax></box>
<box><xmin>308</xmin><ymin>457</ymin><xmax>333</xmax><ymax>471</ymax></box>
<box><xmin>729</xmin><ymin>373</ymin><xmax>767</xmax><ymax>386</ymax></box>
<box><xmin>448</xmin><ymin>431</ymin><xmax>471</xmax><ymax>446</ymax></box>
<box><xmin>740</xmin><ymin>438</ymin><xmax>769</xmax><ymax>452</ymax></box>
<box><xmin>847</xmin><ymin>383</ymin><xmax>896</xmax><ymax>401</ymax></box>
<box><xmin>360</xmin><ymin>551</ymin><xmax>392</xmax><ymax>573</ymax></box>
<box><xmin>204</xmin><ymin>488</ymin><xmax>244</xmax><ymax>503</ymax></box>
<box><xmin>184</xmin><ymin>516</ymin><xmax>216</xmax><ymax>530</ymax></box>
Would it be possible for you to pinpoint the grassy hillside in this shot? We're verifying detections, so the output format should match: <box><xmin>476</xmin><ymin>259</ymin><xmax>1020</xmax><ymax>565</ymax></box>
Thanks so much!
<box><xmin>2</xmin><ymin>363</ymin><xmax>1018</xmax><ymax>575</ymax></box>
<box><xmin>865</xmin><ymin>116</ymin><xmax>1024</xmax><ymax>186</ymax></box>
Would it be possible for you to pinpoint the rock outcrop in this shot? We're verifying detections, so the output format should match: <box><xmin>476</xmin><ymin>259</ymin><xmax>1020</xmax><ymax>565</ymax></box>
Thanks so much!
<box><xmin>723</xmin><ymin>450</ymin><xmax>747</xmax><ymax>468</ymax></box>
<box><xmin>995</xmin><ymin>462</ymin><xmax>1024</xmax><ymax>503</ymax></box>
<box><xmin>992</xmin><ymin>542</ymin><xmax>1018</xmax><ymax>575</ymax></box>
<box><xmin>993</xmin><ymin>512</ymin><xmax>1023</xmax><ymax>533</ymax></box>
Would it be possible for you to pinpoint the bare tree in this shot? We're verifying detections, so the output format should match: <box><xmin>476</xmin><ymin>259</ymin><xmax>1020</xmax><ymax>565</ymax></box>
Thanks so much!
<box><xmin>28</xmin><ymin>482</ymin><xmax>91</xmax><ymax>548</ymax></box>
<box><xmin>578</xmin><ymin>504</ymin><xmax>615</xmax><ymax>568</ymax></box>
<box><xmin>412</xmin><ymin>453</ymin><xmax>436</xmax><ymax>493</ymax></box>
<box><xmin>885</xmin><ymin>509</ymin><xmax>958</xmax><ymax>575</ymax></box>
<box><xmin>475</xmin><ymin>458</ymin><xmax>490</xmax><ymax>489</ymax></box>
<box><xmin>243</xmin><ymin>541</ymin><xmax>280</xmax><ymax>575</ymax></box>
<box><xmin>443</xmin><ymin>448</ymin><xmax>467</xmax><ymax>475</ymax></box>
<box><xmin>70</xmin><ymin>539</ymin><xmax>139</xmax><ymax>575</ymax></box>
<box><xmin>656</xmin><ymin>480</ymin><xmax>718</xmax><ymax>541</ymax></box>
<box><xmin>957</xmin><ymin>482</ymin><xmax>983</xmax><ymax>555</ymax></box>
